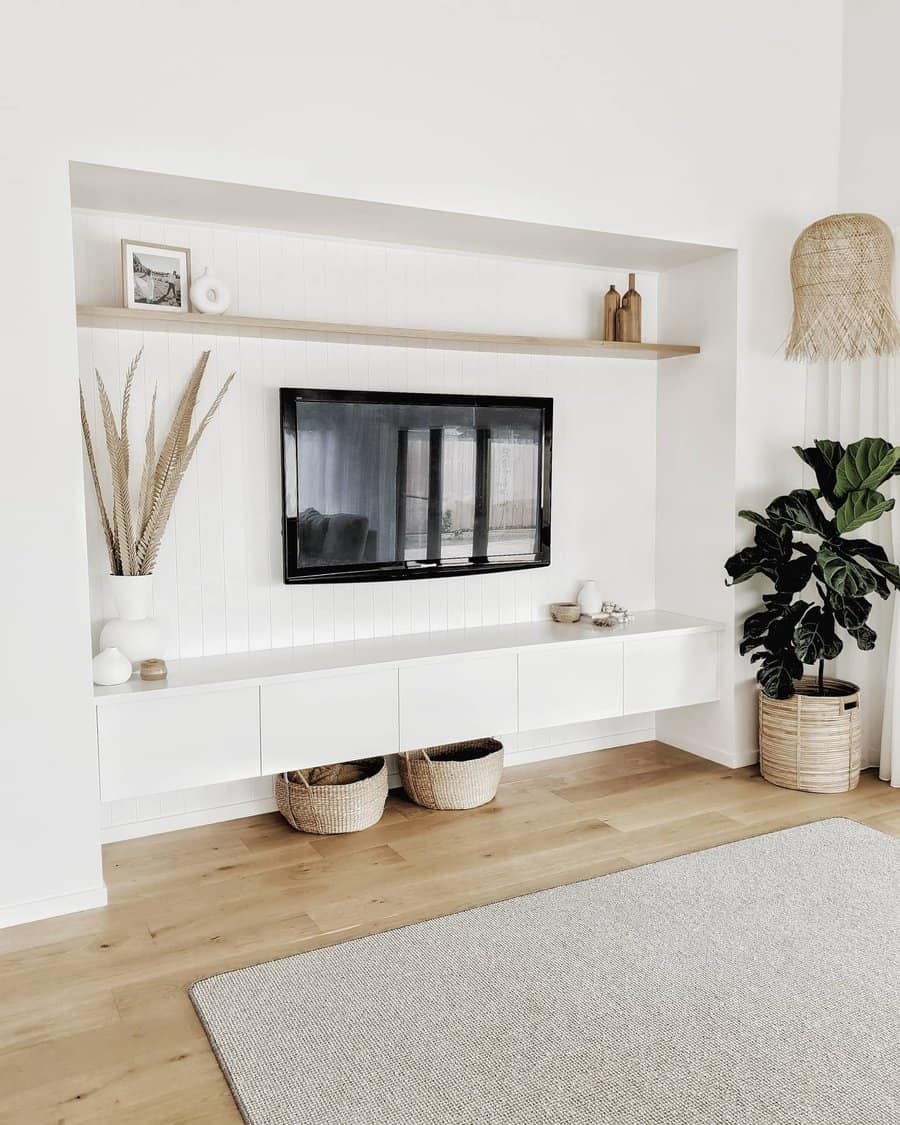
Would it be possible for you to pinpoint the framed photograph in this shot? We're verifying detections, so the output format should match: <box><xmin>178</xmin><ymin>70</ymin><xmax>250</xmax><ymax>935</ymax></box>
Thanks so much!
<box><xmin>122</xmin><ymin>240</ymin><xmax>191</xmax><ymax>312</ymax></box>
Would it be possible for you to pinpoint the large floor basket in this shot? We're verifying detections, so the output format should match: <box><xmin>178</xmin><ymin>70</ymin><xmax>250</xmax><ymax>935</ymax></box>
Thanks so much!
<box><xmin>758</xmin><ymin>677</ymin><xmax>861</xmax><ymax>793</ymax></box>
<box><xmin>275</xmin><ymin>757</ymin><xmax>388</xmax><ymax>834</ymax></box>
<box><xmin>399</xmin><ymin>738</ymin><xmax>504</xmax><ymax>810</ymax></box>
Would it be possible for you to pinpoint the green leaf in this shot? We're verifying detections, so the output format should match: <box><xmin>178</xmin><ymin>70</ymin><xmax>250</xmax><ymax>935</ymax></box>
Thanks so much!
<box><xmin>843</xmin><ymin>538</ymin><xmax>900</xmax><ymax>589</ymax></box>
<box><xmin>754</xmin><ymin>523</ymin><xmax>792</xmax><ymax>566</ymax></box>
<box><xmin>739</xmin><ymin>606</ymin><xmax>783</xmax><ymax>654</ymax></box>
<box><xmin>821</xmin><ymin>586</ymin><xmax>872</xmax><ymax>631</ymax></box>
<box><xmin>818</xmin><ymin>545</ymin><xmax>877</xmax><ymax>597</ymax></box>
<box><xmin>793</xmin><ymin>440</ymin><xmax>845</xmax><ymax>506</ymax></box>
<box><xmin>774</xmin><ymin>553</ymin><xmax>815</xmax><ymax>594</ymax></box>
<box><xmin>843</xmin><ymin>538</ymin><xmax>890</xmax><ymax>562</ymax></box>
<box><xmin>848</xmin><ymin>623</ymin><xmax>877</xmax><ymax>651</ymax></box>
<box><xmin>743</xmin><ymin>608</ymin><xmax>780</xmax><ymax>640</ymax></box>
<box><xmin>758</xmin><ymin>651</ymin><xmax>803</xmax><ymax>699</ymax></box>
<box><xmin>815</xmin><ymin>439</ymin><xmax>846</xmax><ymax>467</ymax></box>
<box><xmin>834</xmin><ymin>489</ymin><xmax>895</xmax><ymax>534</ymax></box>
<box><xmin>835</xmin><ymin>438</ymin><xmax>900</xmax><ymax>497</ymax></box>
<box><xmin>766</xmin><ymin>490</ymin><xmax>832</xmax><ymax>537</ymax></box>
<box><xmin>725</xmin><ymin>546</ymin><xmax>777</xmax><ymax>585</ymax></box>
<box><xmin>764</xmin><ymin>600</ymin><xmax>810</xmax><ymax>653</ymax></box>
<box><xmin>793</xmin><ymin>606</ymin><xmax>842</xmax><ymax>664</ymax></box>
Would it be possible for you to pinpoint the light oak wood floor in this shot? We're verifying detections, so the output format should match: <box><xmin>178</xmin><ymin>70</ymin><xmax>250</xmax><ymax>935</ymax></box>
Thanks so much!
<box><xmin>2</xmin><ymin>741</ymin><xmax>899</xmax><ymax>1124</ymax></box>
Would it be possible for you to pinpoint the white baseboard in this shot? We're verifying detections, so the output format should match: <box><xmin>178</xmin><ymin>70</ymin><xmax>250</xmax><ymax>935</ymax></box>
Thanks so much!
<box><xmin>504</xmin><ymin>727</ymin><xmax>656</xmax><ymax>768</ymax></box>
<box><xmin>101</xmin><ymin>795</ymin><xmax>279</xmax><ymax>842</ymax></box>
<box><xmin>0</xmin><ymin>884</ymin><xmax>108</xmax><ymax>930</ymax></box>
<box><xmin>102</xmin><ymin>773</ymin><xmax>407</xmax><ymax>842</ymax></box>
<box><xmin>661</xmin><ymin>730</ymin><xmax>758</xmax><ymax>770</ymax></box>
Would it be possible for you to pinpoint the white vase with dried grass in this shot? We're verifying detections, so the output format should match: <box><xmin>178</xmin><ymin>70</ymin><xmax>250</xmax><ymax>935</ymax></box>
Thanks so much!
<box><xmin>100</xmin><ymin>575</ymin><xmax>161</xmax><ymax>664</ymax></box>
<box><xmin>81</xmin><ymin>349</ymin><xmax>235</xmax><ymax>666</ymax></box>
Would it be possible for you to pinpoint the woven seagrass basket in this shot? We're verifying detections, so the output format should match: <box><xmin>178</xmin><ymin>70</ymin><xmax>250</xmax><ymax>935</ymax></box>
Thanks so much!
<box><xmin>275</xmin><ymin>757</ymin><xmax>388</xmax><ymax>834</ymax></box>
<box><xmin>758</xmin><ymin>677</ymin><xmax>861</xmax><ymax>793</ymax></box>
<box><xmin>399</xmin><ymin>738</ymin><xmax>504</xmax><ymax>810</ymax></box>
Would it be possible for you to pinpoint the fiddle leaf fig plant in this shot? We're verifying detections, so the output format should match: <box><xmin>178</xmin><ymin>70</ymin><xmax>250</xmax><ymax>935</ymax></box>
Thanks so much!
<box><xmin>725</xmin><ymin>437</ymin><xmax>900</xmax><ymax>700</ymax></box>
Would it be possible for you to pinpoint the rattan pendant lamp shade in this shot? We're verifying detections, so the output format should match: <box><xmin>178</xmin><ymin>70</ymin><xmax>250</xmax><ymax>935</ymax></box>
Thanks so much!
<box><xmin>786</xmin><ymin>212</ymin><xmax>900</xmax><ymax>362</ymax></box>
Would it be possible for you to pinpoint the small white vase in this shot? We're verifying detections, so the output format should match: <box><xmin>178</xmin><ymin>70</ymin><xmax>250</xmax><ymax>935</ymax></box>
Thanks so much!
<box><xmin>100</xmin><ymin>575</ymin><xmax>164</xmax><ymax>665</ymax></box>
<box><xmin>189</xmin><ymin>266</ymin><xmax>231</xmax><ymax>315</ymax></box>
<box><xmin>577</xmin><ymin>579</ymin><xmax>602</xmax><ymax>616</ymax></box>
<box><xmin>92</xmin><ymin>647</ymin><xmax>133</xmax><ymax>686</ymax></box>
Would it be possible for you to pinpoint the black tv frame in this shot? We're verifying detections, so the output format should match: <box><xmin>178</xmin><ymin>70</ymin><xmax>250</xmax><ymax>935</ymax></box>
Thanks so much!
<box><xmin>280</xmin><ymin>387</ymin><xmax>553</xmax><ymax>585</ymax></box>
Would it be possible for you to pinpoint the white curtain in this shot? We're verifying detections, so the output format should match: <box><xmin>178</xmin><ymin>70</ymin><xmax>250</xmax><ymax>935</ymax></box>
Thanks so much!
<box><xmin>804</xmin><ymin>355</ymin><xmax>900</xmax><ymax>783</ymax></box>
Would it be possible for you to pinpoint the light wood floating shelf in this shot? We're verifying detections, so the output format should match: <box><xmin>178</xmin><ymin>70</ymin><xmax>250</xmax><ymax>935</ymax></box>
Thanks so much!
<box><xmin>76</xmin><ymin>306</ymin><xmax>700</xmax><ymax>361</ymax></box>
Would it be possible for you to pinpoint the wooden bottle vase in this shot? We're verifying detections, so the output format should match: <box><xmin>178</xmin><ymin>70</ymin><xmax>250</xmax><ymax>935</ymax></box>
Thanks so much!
<box><xmin>603</xmin><ymin>285</ymin><xmax>620</xmax><ymax>342</ymax></box>
<box><xmin>615</xmin><ymin>272</ymin><xmax>642</xmax><ymax>343</ymax></box>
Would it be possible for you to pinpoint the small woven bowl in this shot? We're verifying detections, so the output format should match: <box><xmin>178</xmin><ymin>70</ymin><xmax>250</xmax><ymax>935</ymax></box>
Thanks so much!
<box><xmin>550</xmin><ymin>602</ymin><xmax>581</xmax><ymax>624</ymax></box>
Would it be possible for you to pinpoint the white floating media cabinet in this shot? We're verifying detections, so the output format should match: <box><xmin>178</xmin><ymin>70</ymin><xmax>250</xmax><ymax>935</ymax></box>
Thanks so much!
<box><xmin>94</xmin><ymin>611</ymin><xmax>723</xmax><ymax>804</ymax></box>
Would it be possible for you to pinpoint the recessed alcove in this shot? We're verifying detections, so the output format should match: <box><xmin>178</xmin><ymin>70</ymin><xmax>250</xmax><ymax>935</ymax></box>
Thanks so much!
<box><xmin>70</xmin><ymin>161</ymin><xmax>738</xmax><ymax>839</ymax></box>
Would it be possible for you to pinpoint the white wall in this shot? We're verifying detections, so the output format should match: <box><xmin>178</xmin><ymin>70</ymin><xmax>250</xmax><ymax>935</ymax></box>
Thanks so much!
<box><xmin>656</xmin><ymin>252</ymin><xmax>740</xmax><ymax>765</ymax></box>
<box><xmin>840</xmin><ymin>0</ymin><xmax>900</xmax><ymax>226</ymax></box>
<box><xmin>54</xmin><ymin>1</ymin><xmax>843</xmax><ymax>251</ymax></box>
<box><xmin>75</xmin><ymin>208</ymin><xmax>663</xmax><ymax>837</ymax></box>
<box><xmin>75</xmin><ymin>209</ymin><xmax>659</xmax><ymax>658</ymax></box>
<box><xmin>0</xmin><ymin>143</ymin><xmax>106</xmax><ymax>925</ymax></box>
<box><xmin>1</xmin><ymin>0</ymin><xmax>844</xmax><ymax>922</ymax></box>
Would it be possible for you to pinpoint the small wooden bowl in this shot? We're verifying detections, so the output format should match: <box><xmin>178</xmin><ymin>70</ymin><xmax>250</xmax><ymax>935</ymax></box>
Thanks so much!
<box><xmin>550</xmin><ymin>602</ymin><xmax>582</xmax><ymax>624</ymax></box>
<box><xmin>140</xmin><ymin>658</ymin><xmax>168</xmax><ymax>681</ymax></box>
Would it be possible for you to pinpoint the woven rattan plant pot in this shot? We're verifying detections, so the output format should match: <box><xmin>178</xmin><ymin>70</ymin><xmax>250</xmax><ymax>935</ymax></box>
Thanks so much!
<box><xmin>758</xmin><ymin>677</ymin><xmax>861</xmax><ymax>793</ymax></box>
<box><xmin>399</xmin><ymin>738</ymin><xmax>504</xmax><ymax>810</ymax></box>
<box><xmin>275</xmin><ymin>757</ymin><xmax>388</xmax><ymax>834</ymax></box>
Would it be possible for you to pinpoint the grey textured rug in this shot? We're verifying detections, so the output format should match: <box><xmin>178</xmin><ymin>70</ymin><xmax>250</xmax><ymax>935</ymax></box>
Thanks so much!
<box><xmin>191</xmin><ymin>819</ymin><xmax>900</xmax><ymax>1124</ymax></box>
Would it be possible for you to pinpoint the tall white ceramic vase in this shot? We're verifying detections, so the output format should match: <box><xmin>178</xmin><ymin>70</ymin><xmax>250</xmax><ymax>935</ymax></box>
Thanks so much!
<box><xmin>99</xmin><ymin>575</ymin><xmax>163</xmax><ymax>666</ymax></box>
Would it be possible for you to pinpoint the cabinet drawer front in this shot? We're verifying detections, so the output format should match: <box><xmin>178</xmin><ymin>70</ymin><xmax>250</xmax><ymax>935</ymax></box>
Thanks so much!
<box><xmin>518</xmin><ymin>643</ymin><xmax>623</xmax><ymax>731</ymax></box>
<box><xmin>98</xmin><ymin>687</ymin><xmax>260</xmax><ymax>801</ymax></box>
<box><xmin>623</xmin><ymin>632</ymin><xmax>720</xmax><ymax>714</ymax></box>
<box><xmin>399</xmin><ymin>652</ymin><xmax>518</xmax><ymax>751</ymax></box>
<box><xmin>261</xmin><ymin>667</ymin><xmax>399</xmax><ymax>774</ymax></box>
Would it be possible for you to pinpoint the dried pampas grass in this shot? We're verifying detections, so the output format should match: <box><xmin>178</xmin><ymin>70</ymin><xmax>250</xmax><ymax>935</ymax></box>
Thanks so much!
<box><xmin>786</xmin><ymin>212</ymin><xmax>900</xmax><ymax>362</ymax></box>
<box><xmin>80</xmin><ymin>349</ymin><xmax>235</xmax><ymax>575</ymax></box>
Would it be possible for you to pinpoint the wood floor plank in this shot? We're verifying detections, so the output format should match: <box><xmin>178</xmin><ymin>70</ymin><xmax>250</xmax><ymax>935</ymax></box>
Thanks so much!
<box><xmin>614</xmin><ymin>811</ymin><xmax>745</xmax><ymax>865</ymax></box>
<box><xmin>306</xmin><ymin>852</ymin><xmax>636</xmax><ymax>937</ymax></box>
<box><xmin>1</xmin><ymin>740</ymin><xmax>897</xmax><ymax>1124</ymax></box>
<box><xmin>0</xmin><ymin>984</ymin><xmax>120</xmax><ymax>1056</ymax></box>
<box><xmin>857</xmin><ymin>807</ymin><xmax>900</xmax><ymax>834</ymax></box>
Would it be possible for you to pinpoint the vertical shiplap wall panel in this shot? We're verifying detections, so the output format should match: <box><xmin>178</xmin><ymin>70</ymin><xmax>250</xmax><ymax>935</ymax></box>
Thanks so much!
<box><xmin>75</xmin><ymin>208</ymin><xmax>659</xmax><ymax>661</ymax></box>
<box><xmin>239</xmin><ymin>334</ymin><xmax>273</xmax><ymax>651</ymax></box>
<box><xmin>216</xmin><ymin>332</ymin><xmax>249</xmax><ymax>652</ymax></box>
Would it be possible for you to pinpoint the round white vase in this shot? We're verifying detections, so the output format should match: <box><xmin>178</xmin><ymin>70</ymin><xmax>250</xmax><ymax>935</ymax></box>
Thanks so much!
<box><xmin>189</xmin><ymin>266</ymin><xmax>231</xmax><ymax>315</ymax></box>
<box><xmin>577</xmin><ymin>579</ymin><xmax>602</xmax><ymax>616</ymax></box>
<box><xmin>92</xmin><ymin>647</ymin><xmax>133</xmax><ymax>686</ymax></box>
<box><xmin>99</xmin><ymin>575</ymin><xmax>164</xmax><ymax>665</ymax></box>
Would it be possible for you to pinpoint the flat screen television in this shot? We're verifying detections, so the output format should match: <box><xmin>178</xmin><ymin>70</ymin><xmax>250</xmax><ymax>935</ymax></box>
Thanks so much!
<box><xmin>280</xmin><ymin>388</ymin><xmax>552</xmax><ymax>584</ymax></box>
